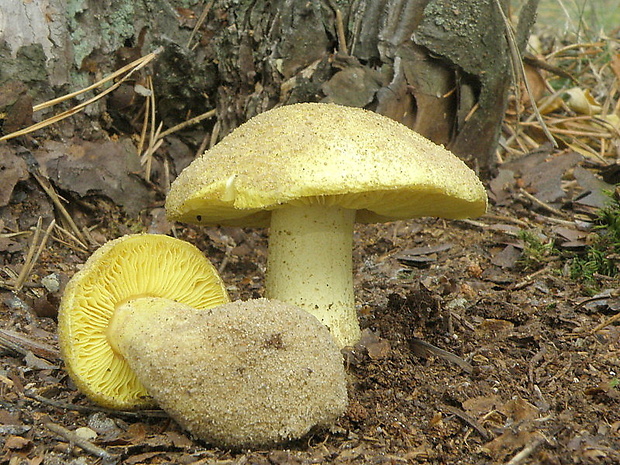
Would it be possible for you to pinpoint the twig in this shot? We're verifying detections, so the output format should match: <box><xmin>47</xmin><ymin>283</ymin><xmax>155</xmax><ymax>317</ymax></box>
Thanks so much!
<box><xmin>519</xmin><ymin>188</ymin><xmax>570</xmax><ymax>218</ymax></box>
<box><xmin>158</xmin><ymin>108</ymin><xmax>217</xmax><ymax>138</ymax></box>
<box><xmin>512</xmin><ymin>267</ymin><xmax>550</xmax><ymax>290</ymax></box>
<box><xmin>504</xmin><ymin>433</ymin><xmax>547</xmax><ymax>465</ymax></box>
<box><xmin>140</xmin><ymin>76</ymin><xmax>160</xmax><ymax>182</ymax></box>
<box><xmin>13</xmin><ymin>219</ymin><xmax>56</xmax><ymax>291</ymax></box>
<box><xmin>326</xmin><ymin>0</ymin><xmax>348</xmax><ymax>54</ymax></box>
<box><xmin>589</xmin><ymin>312</ymin><xmax>620</xmax><ymax>335</ymax></box>
<box><xmin>137</xmin><ymin>79</ymin><xmax>151</xmax><ymax>157</ymax></box>
<box><xmin>44</xmin><ymin>421</ymin><xmax>120</xmax><ymax>465</ymax></box>
<box><xmin>187</xmin><ymin>0</ymin><xmax>215</xmax><ymax>50</ymax></box>
<box><xmin>209</xmin><ymin>119</ymin><xmax>221</xmax><ymax>149</ymax></box>
<box><xmin>457</xmin><ymin>218</ymin><xmax>489</xmax><ymax>229</ymax></box>
<box><xmin>545</xmin><ymin>41</ymin><xmax>605</xmax><ymax>60</ymax></box>
<box><xmin>50</xmin><ymin>225</ymin><xmax>90</xmax><ymax>254</ymax></box>
<box><xmin>25</xmin><ymin>390</ymin><xmax>167</xmax><ymax>418</ymax></box>
<box><xmin>492</xmin><ymin>0</ymin><xmax>556</xmax><ymax>147</ymax></box>
<box><xmin>0</xmin><ymin>328</ymin><xmax>60</xmax><ymax>362</ymax></box>
<box><xmin>527</xmin><ymin>346</ymin><xmax>547</xmax><ymax>387</ymax></box>
<box><xmin>483</xmin><ymin>213</ymin><xmax>531</xmax><ymax>228</ymax></box>
<box><xmin>440</xmin><ymin>404</ymin><xmax>491</xmax><ymax>440</ymax></box>
<box><xmin>195</xmin><ymin>130</ymin><xmax>211</xmax><ymax>158</ymax></box>
<box><xmin>0</xmin><ymin>231</ymin><xmax>30</xmax><ymax>239</ymax></box>
<box><xmin>575</xmin><ymin>290</ymin><xmax>619</xmax><ymax>309</ymax></box>
<box><xmin>335</xmin><ymin>9</ymin><xmax>348</xmax><ymax>55</ymax></box>
<box><xmin>410</xmin><ymin>337</ymin><xmax>473</xmax><ymax>374</ymax></box>
<box><xmin>13</xmin><ymin>218</ymin><xmax>42</xmax><ymax>291</ymax></box>
<box><xmin>33</xmin><ymin>173</ymin><xmax>88</xmax><ymax>246</ymax></box>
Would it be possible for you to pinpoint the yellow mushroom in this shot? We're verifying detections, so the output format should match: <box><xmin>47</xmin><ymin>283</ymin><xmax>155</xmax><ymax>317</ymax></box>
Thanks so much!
<box><xmin>166</xmin><ymin>103</ymin><xmax>488</xmax><ymax>348</ymax></box>
<box><xmin>59</xmin><ymin>234</ymin><xmax>347</xmax><ymax>448</ymax></box>
<box><xmin>58</xmin><ymin>234</ymin><xmax>230</xmax><ymax>409</ymax></box>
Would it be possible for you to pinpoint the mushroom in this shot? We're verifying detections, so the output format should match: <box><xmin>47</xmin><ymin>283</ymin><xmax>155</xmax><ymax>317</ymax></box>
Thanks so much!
<box><xmin>109</xmin><ymin>297</ymin><xmax>348</xmax><ymax>448</ymax></box>
<box><xmin>59</xmin><ymin>234</ymin><xmax>347</xmax><ymax>448</ymax></box>
<box><xmin>165</xmin><ymin>103</ymin><xmax>488</xmax><ymax>348</ymax></box>
<box><xmin>58</xmin><ymin>233</ymin><xmax>230</xmax><ymax>409</ymax></box>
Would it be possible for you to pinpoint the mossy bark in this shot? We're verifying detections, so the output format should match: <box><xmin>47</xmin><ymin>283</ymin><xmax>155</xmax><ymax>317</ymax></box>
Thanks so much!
<box><xmin>1</xmin><ymin>0</ymin><xmax>539</xmax><ymax>175</ymax></box>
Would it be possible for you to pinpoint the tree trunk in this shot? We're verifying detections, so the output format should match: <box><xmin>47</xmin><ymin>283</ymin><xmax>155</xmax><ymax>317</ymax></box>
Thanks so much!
<box><xmin>1</xmin><ymin>0</ymin><xmax>539</xmax><ymax>178</ymax></box>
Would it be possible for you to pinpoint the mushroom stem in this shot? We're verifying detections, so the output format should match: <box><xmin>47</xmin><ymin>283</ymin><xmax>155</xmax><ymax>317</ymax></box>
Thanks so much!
<box><xmin>265</xmin><ymin>205</ymin><xmax>359</xmax><ymax>347</ymax></box>
<box><xmin>106</xmin><ymin>297</ymin><xmax>174</xmax><ymax>358</ymax></box>
<box><xmin>103</xmin><ymin>296</ymin><xmax>348</xmax><ymax>448</ymax></box>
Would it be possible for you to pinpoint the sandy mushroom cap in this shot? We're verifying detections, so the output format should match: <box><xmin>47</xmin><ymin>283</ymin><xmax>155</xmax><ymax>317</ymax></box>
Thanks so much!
<box><xmin>58</xmin><ymin>234</ymin><xmax>230</xmax><ymax>410</ymax></box>
<box><xmin>110</xmin><ymin>297</ymin><xmax>348</xmax><ymax>449</ymax></box>
<box><xmin>165</xmin><ymin>102</ymin><xmax>487</xmax><ymax>227</ymax></box>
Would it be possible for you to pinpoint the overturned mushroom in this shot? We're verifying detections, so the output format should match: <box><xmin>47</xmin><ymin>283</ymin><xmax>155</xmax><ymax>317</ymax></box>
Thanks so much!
<box><xmin>58</xmin><ymin>234</ymin><xmax>230</xmax><ymax>409</ymax></box>
<box><xmin>59</xmin><ymin>234</ymin><xmax>347</xmax><ymax>448</ymax></box>
<box><xmin>166</xmin><ymin>103</ymin><xmax>488</xmax><ymax>347</ymax></box>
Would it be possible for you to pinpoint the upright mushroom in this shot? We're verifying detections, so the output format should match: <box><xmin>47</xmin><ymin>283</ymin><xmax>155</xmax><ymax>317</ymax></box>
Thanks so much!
<box><xmin>166</xmin><ymin>103</ymin><xmax>488</xmax><ymax>348</ymax></box>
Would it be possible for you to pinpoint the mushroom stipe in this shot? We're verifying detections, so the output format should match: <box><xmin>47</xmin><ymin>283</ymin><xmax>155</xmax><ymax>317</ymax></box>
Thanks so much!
<box><xmin>58</xmin><ymin>234</ymin><xmax>230</xmax><ymax>409</ymax></box>
<box><xmin>110</xmin><ymin>297</ymin><xmax>347</xmax><ymax>448</ymax></box>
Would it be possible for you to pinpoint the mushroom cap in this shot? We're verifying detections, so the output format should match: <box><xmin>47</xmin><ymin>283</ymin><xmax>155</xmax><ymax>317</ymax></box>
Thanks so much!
<box><xmin>166</xmin><ymin>103</ymin><xmax>487</xmax><ymax>227</ymax></box>
<box><xmin>58</xmin><ymin>234</ymin><xmax>230</xmax><ymax>410</ymax></box>
<box><xmin>112</xmin><ymin>297</ymin><xmax>348</xmax><ymax>449</ymax></box>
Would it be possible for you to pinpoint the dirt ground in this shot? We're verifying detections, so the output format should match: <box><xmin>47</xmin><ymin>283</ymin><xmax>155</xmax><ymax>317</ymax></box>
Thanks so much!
<box><xmin>1</xmin><ymin>174</ymin><xmax>619</xmax><ymax>464</ymax></box>
<box><xmin>2</xmin><ymin>12</ymin><xmax>620</xmax><ymax>463</ymax></box>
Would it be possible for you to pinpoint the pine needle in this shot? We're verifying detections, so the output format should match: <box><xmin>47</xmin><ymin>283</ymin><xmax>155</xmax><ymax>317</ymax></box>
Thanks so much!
<box><xmin>494</xmin><ymin>0</ymin><xmax>557</xmax><ymax>147</ymax></box>
<box><xmin>0</xmin><ymin>47</ymin><xmax>162</xmax><ymax>142</ymax></box>
<box><xmin>13</xmin><ymin>218</ymin><xmax>56</xmax><ymax>292</ymax></box>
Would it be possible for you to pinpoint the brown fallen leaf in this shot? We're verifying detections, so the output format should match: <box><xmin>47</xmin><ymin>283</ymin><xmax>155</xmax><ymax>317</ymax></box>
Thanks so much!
<box><xmin>0</xmin><ymin>81</ymin><xmax>33</xmax><ymax>134</ymax></box>
<box><xmin>0</xmin><ymin>144</ymin><xmax>29</xmax><ymax>207</ymax></box>
<box><xmin>36</xmin><ymin>138</ymin><xmax>152</xmax><ymax>217</ymax></box>
<box><xmin>490</xmin><ymin>244</ymin><xmax>522</xmax><ymax>269</ymax></box>
<box><xmin>357</xmin><ymin>329</ymin><xmax>391</xmax><ymax>360</ymax></box>
<box><xmin>4</xmin><ymin>435</ymin><xmax>32</xmax><ymax>450</ymax></box>
<box><xmin>501</xmin><ymin>148</ymin><xmax>582</xmax><ymax>204</ymax></box>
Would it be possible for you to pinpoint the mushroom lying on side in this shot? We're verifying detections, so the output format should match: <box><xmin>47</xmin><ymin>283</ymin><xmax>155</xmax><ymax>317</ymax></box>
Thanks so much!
<box><xmin>59</xmin><ymin>234</ymin><xmax>347</xmax><ymax>448</ymax></box>
<box><xmin>58</xmin><ymin>234</ymin><xmax>230</xmax><ymax>409</ymax></box>
<box><xmin>165</xmin><ymin>103</ymin><xmax>488</xmax><ymax>348</ymax></box>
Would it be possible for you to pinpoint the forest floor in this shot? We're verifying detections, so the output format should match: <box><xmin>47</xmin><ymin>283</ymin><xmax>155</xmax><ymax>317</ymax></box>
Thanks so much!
<box><xmin>1</xmin><ymin>8</ymin><xmax>620</xmax><ymax>465</ymax></box>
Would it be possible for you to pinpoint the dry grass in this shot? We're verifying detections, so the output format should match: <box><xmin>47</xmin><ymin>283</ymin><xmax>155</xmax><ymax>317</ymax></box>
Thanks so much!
<box><xmin>500</xmin><ymin>36</ymin><xmax>620</xmax><ymax>164</ymax></box>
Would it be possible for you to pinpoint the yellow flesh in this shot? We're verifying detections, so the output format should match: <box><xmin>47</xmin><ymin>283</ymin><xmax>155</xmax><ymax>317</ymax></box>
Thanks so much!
<box><xmin>58</xmin><ymin>234</ymin><xmax>230</xmax><ymax>410</ymax></box>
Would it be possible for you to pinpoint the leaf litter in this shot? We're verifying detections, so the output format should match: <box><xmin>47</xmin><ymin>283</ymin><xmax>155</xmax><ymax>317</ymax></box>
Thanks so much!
<box><xmin>1</xmin><ymin>14</ymin><xmax>620</xmax><ymax>465</ymax></box>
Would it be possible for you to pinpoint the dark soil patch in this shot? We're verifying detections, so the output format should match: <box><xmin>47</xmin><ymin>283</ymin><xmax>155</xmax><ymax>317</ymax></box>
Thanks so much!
<box><xmin>2</xmin><ymin>207</ymin><xmax>619</xmax><ymax>464</ymax></box>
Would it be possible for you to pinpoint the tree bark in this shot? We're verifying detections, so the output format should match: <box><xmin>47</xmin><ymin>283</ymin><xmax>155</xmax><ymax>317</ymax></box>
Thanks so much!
<box><xmin>0</xmin><ymin>0</ymin><xmax>539</xmax><ymax>177</ymax></box>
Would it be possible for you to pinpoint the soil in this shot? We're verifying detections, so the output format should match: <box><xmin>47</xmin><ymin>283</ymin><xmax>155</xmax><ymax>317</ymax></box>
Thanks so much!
<box><xmin>1</xmin><ymin>186</ymin><xmax>619</xmax><ymax>464</ymax></box>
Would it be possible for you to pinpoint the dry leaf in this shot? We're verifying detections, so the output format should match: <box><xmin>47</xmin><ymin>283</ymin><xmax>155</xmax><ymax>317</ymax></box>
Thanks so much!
<box><xmin>500</xmin><ymin>397</ymin><xmax>539</xmax><ymax>422</ymax></box>
<box><xmin>358</xmin><ymin>329</ymin><xmax>391</xmax><ymax>360</ymax></box>
<box><xmin>4</xmin><ymin>435</ymin><xmax>31</xmax><ymax>450</ymax></box>
<box><xmin>611</xmin><ymin>54</ymin><xmax>620</xmax><ymax>81</ymax></box>
<box><xmin>0</xmin><ymin>145</ymin><xmax>29</xmax><ymax>207</ymax></box>
<box><xmin>461</xmin><ymin>395</ymin><xmax>501</xmax><ymax>417</ymax></box>
<box><xmin>523</xmin><ymin>62</ymin><xmax>547</xmax><ymax>104</ymax></box>
<box><xmin>564</xmin><ymin>87</ymin><xmax>602</xmax><ymax>115</ymax></box>
<box><xmin>36</xmin><ymin>138</ymin><xmax>152</xmax><ymax>217</ymax></box>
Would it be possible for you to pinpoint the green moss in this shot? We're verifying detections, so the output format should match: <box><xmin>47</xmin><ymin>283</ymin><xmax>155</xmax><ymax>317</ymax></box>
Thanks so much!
<box><xmin>67</xmin><ymin>0</ymin><xmax>136</xmax><ymax>69</ymax></box>
<box><xmin>517</xmin><ymin>229</ymin><xmax>558</xmax><ymax>271</ymax></box>
<box><xmin>569</xmin><ymin>189</ymin><xmax>620</xmax><ymax>284</ymax></box>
